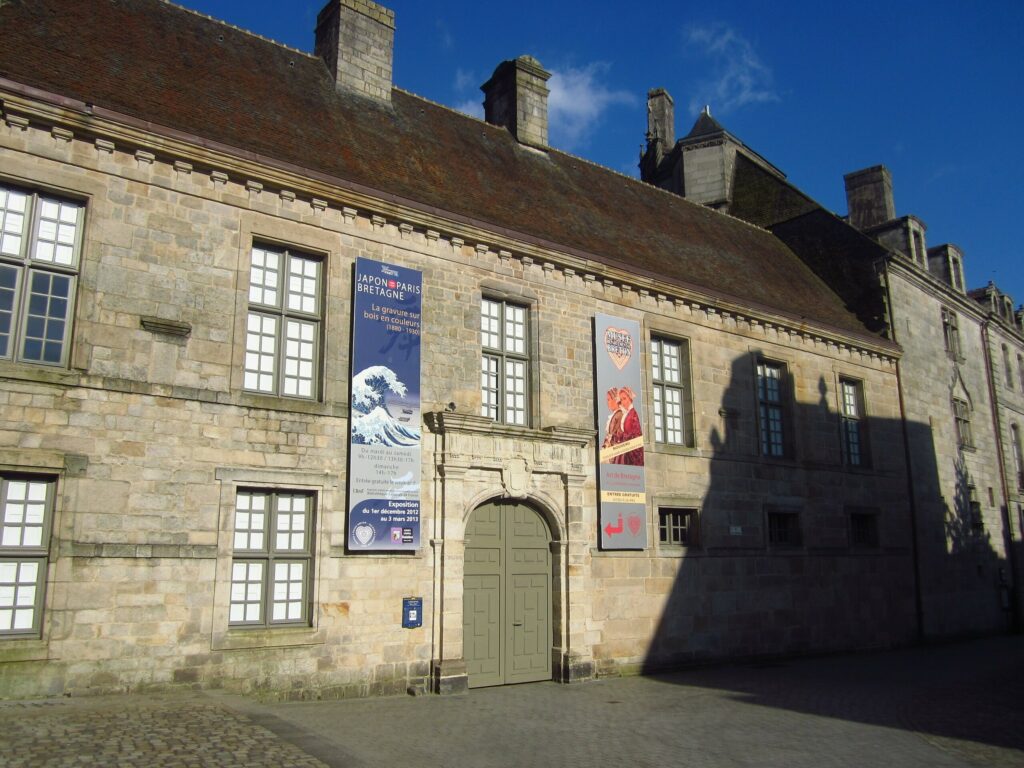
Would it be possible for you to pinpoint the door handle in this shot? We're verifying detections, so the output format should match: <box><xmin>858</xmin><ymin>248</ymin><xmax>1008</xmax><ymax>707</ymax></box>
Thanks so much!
<box><xmin>512</xmin><ymin>622</ymin><xmax>523</xmax><ymax>626</ymax></box>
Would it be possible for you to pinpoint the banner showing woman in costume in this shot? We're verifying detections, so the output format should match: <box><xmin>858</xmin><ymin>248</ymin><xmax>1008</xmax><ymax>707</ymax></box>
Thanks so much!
<box><xmin>595</xmin><ymin>315</ymin><xmax>647</xmax><ymax>549</ymax></box>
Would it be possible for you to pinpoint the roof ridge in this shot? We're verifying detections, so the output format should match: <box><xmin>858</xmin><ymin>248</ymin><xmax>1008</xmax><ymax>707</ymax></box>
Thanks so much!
<box><xmin>391</xmin><ymin>87</ymin><xmax>771</xmax><ymax>236</ymax></box>
<box><xmin>160</xmin><ymin>0</ymin><xmax>317</xmax><ymax>60</ymax></box>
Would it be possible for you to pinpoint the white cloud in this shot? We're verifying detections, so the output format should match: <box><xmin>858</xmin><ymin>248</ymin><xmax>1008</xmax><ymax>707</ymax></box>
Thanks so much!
<box><xmin>683</xmin><ymin>24</ymin><xmax>778</xmax><ymax>116</ymax></box>
<box><xmin>435</xmin><ymin>20</ymin><xmax>453</xmax><ymax>50</ymax></box>
<box><xmin>453</xmin><ymin>99</ymin><xmax>483</xmax><ymax>119</ymax></box>
<box><xmin>547</xmin><ymin>63</ymin><xmax>634</xmax><ymax>150</ymax></box>
<box><xmin>454</xmin><ymin>68</ymin><xmax>476</xmax><ymax>93</ymax></box>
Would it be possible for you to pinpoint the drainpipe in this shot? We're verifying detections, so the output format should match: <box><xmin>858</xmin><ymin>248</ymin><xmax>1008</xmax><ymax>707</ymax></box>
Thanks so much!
<box><xmin>880</xmin><ymin>262</ymin><xmax>925</xmax><ymax>641</ymax></box>
<box><xmin>981</xmin><ymin>319</ymin><xmax>1022</xmax><ymax>632</ymax></box>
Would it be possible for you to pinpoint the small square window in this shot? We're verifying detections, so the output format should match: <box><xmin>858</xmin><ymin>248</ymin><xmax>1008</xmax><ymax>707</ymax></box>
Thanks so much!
<box><xmin>766</xmin><ymin>507</ymin><xmax>801</xmax><ymax>548</ymax></box>
<box><xmin>849</xmin><ymin>509</ymin><xmax>880</xmax><ymax>549</ymax></box>
<box><xmin>658</xmin><ymin>508</ymin><xmax>699</xmax><ymax>547</ymax></box>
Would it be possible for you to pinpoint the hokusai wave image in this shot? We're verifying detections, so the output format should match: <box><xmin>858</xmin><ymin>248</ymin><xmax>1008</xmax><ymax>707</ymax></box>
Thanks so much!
<box><xmin>351</xmin><ymin>365</ymin><xmax>421</xmax><ymax>447</ymax></box>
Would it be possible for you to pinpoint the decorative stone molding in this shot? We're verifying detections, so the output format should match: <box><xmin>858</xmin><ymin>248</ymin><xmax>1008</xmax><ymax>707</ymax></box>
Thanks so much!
<box><xmin>51</xmin><ymin>127</ymin><xmax>73</xmax><ymax>143</ymax></box>
<box><xmin>173</xmin><ymin>160</ymin><xmax>193</xmax><ymax>175</ymax></box>
<box><xmin>210</xmin><ymin>170</ymin><xmax>228</xmax><ymax>185</ymax></box>
<box><xmin>134</xmin><ymin>149</ymin><xmax>155</xmax><ymax>165</ymax></box>
<box><xmin>311</xmin><ymin>198</ymin><xmax>328</xmax><ymax>212</ymax></box>
<box><xmin>95</xmin><ymin>138</ymin><xmax>115</xmax><ymax>154</ymax></box>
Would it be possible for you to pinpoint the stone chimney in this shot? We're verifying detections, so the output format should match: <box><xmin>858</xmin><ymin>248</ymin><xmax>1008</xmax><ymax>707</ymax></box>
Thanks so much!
<box><xmin>315</xmin><ymin>0</ymin><xmax>395</xmax><ymax>102</ymax></box>
<box><xmin>646</xmin><ymin>88</ymin><xmax>675</xmax><ymax>149</ymax></box>
<box><xmin>844</xmin><ymin>165</ymin><xmax>895</xmax><ymax>230</ymax></box>
<box><xmin>481</xmin><ymin>56</ymin><xmax>551</xmax><ymax>149</ymax></box>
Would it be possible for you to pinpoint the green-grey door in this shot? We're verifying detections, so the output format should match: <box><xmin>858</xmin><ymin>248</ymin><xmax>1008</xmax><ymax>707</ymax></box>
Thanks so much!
<box><xmin>463</xmin><ymin>501</ymin><xmax>551</xmax><ymax>688</ymax></box>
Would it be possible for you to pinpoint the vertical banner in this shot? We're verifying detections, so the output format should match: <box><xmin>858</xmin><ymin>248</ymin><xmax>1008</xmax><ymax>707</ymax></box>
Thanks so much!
<box><xmin>595</xmin><ymin>314</ymin><xmax>647</xmax><ymax>549</ymax></box>
<box><xmin>348</xmin><ymin>257</ymin><xmax>422</xmax><ymax>551</ymax></box>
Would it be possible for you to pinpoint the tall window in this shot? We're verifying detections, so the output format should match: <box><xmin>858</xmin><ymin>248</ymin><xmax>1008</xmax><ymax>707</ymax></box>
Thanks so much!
<box><xmin>840</xmin><ymin>378</ymin><xmax>869</xmax><ymax>467</ymax></box>
<box><xmin>0</xmin><ymin>475</ymin><xmax>54</xmax><ymax>637</ymax></box>
<box><xmin>950</xmin><ymin>257</ymin><xmax>964</xmax><ymax>292</ymax></box>
<box><xmin>244</xmin><ymin>245</ymin><xmax>321</xmax><ymax>399</ymax></box>
<box><xmin>480</xmin><ymin>298</ymin><xmax>529</xmax><ymax>426</ymax></box>
<box><xmin>941</xmin><ymin>308</ymin><xmax>961</xmax><ymax>358</ymax></box>
<box><xmin>658</xmin><ymin>507</ymin><xmax>699</xmax><ymax>547</ymax></box>
<box><xmin>229</xmin><ymin>490</ymin><xmax>314</xmax><ymax>627</ymax></box>
<box><xmin>651</xmin><ymin>336</ymin><xmax>689</xmax><ymax>445</ymax></box>
<box><xmin>1003</xmin><ymin>344</ymin><xmax>1013</xmax><ymax>389</ymax></box>
<box><xmin>0</xmin><ymin>185</ymin><xmax>83</xmax><ymax>366</ymax></box>
<box><xmin>952</xmin><ymin>398</ymin><xmax>973</xmax><ymax>449</ymax></box>
<box><xmin>1012</xmin><ymin>424</ymin><xmax>1024</xmax><ymax>491</ymax></box>
<box><xmin>1018</xmin><ymin>354</ymin><xmax>1024</xmax><ymax>393</ymax></box>
<box><xmin>756</xmin><ymin>359</ymin><xmax>787</xmax><ymax>457</ymax></box>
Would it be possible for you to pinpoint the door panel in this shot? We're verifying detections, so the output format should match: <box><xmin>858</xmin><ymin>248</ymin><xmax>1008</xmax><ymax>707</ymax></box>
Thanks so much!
<box><xmin>464</xmin><ymin>501</ymin><xmax>551</xmax><ymax>688</ymax></box>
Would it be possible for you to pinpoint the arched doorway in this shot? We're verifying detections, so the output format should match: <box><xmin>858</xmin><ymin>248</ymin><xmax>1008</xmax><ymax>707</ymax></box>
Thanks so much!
<box><xmin>463</xmin><ymin>500</ymin><xmax>552</xmax><ymax>687</ymax></box>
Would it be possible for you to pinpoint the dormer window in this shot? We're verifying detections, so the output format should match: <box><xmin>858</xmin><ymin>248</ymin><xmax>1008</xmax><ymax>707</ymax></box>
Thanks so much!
<box><xmin>950</xmin><ymin>256</ymin><xmax>964</xmax><ymax>292</ymax></box>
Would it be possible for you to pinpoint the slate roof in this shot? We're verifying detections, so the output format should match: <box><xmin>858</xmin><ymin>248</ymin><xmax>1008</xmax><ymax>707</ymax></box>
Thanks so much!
<box><xmin>0</xmin><ymin>0</ymin><xmax>889</xmax><ymax>343</ymax></box>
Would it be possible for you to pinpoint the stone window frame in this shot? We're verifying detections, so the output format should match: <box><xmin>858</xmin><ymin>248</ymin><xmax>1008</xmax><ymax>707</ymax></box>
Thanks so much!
<box><xmin>838</xmin><ymin>377</ymin><xmax>871</xmax><ymax>468</ymax></box>
<box><xmin>1002</xmin><ymin>343</ymin><xmax>1014</xmax><ymax>390</ymax></box>
<box><xmin>1018</xmin><ymin>353</ymin><xmax>1024</xmax><ymax>394</ymax></box>
<box><xmin>212</xmin><ymin>467</ymin><xmax>332</xmax><ymax>651</ymax></box>
<box><xmin>952</xmin><ymin>397</ymin><xmax>973</xmax><ymax>450</ymax></box>
<box><xmin>1011</xmin><ymin>423</ymin><xmax>1024</xmax><ymax>491</ymax></box>
<box><xmin>480</xmin><ymin>296</ymin><xmax>532</xmax><ymax>427</ymax></box>
<box><xmin>649</xmin><ymin>334</ymin><xmax>694</xmax><ymax>448</ymax></box>
<box><xmin>0</xmin><ymin>473</ymin><xmax>56</xmax><ymax>639</ymax></box>
<box><xmin>243</xmin><ymin>243</ymin><xmax>324</xmax><ymax>401</ymax></box>
<box><xmin>941</xmin><ymin>308</ymin><xmax>962</xmax><ymax>360</ymax></box>
<box><xmin>0</xmin><ymin>182</ymin><xmax>85</xmax><ymax>369</ymax></box>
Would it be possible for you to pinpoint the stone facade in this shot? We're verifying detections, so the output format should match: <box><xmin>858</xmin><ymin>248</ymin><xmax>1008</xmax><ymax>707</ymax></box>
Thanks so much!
<box><xmin>640</xmin><ymin>95</ymin><xmax>1024</xmax><ymax>640</ymax></box>
<box><xmin>0</xmin><ymin>0</ymin><xmax>930</xmax><ymax>699</ymax></box>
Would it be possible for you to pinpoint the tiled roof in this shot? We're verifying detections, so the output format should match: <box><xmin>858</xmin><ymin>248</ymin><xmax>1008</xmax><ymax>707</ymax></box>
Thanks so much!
<box><xmin>0</xmin><ymin>0</ymin><xmax>887</xmax><ymax>342</ymax></box>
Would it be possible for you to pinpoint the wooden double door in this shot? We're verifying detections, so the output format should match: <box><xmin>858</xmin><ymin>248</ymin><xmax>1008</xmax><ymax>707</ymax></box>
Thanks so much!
<box><xmin>463</xmin><ymin>501</ymin><xmax>552</xmax><ymax>688</ymax></box>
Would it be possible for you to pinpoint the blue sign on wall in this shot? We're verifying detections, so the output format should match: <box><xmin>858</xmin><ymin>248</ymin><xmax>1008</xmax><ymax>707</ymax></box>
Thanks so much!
<box><xmin>347</xmin><ymin>257</ymin><xmax>423</xmax><ymax>551</ymax></box>
<box><xmin>402</xmin><ymin>597</ymin><xmax>423</xmax><ymax>628</ymax></box>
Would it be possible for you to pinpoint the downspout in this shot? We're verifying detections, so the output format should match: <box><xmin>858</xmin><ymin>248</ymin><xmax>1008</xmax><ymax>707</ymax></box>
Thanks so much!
<box><xmin>880</xmin><ymin>262</ymin><xmax>925</xmax><ymax>641</ymax></box>
<box><xmin>981</xmin><ymin>319</ymin><xmax>1021</xmax><ymax>633</ymax></box>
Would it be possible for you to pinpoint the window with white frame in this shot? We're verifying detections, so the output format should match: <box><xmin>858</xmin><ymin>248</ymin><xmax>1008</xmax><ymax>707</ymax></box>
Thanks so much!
<box><xmin>0</xmin><ymin>185</ymin><xmax>83</xmax><ymax>366</ymax></box>
<box><xmin>244</xmin><ymin>245</ymin><xmax>321</xmax><ymax>399</ymax></box>
<box><xmin>651</xmin><ymin>336</ymin><xmax>690</xmax><ymax>446</ymax></box>
<box><xmin>952</xmin><ymin>397</ymin><xmax>973</xmax><ymax>449</ymax></box>
<box><xmin>941</xmin><ymin>308</ymin><xmax>961</xmax><ymax>358</ymax></box>
<box><xmin>480</xmin><ymin>298</ymin><xmax>529</xmax><ymax>426</ymax></box>
<box><xmin>840</xmin><ymin>378</ymin><xmax>869</xmax><ymax>467</ymax></box>
<box><xmin>756</xmin><ymin>359</ymin><xmax>788</xmax><ymax>457</ymax></box>
<box><xmin>229</xmin><ymin>489</ymin><xmax>314</xmax><ymax>627</ymax></box>
<box><xmin>0</xmin><ymin>475</ymin><xmax>54</xmax><ymax>637</ymax></box>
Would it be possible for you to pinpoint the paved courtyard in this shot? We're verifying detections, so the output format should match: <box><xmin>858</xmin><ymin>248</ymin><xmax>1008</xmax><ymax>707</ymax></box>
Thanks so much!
<box><xmin>1</xmin><ymin>635</ymin><xmax>1022</xmax><ymax>767</ymax></box>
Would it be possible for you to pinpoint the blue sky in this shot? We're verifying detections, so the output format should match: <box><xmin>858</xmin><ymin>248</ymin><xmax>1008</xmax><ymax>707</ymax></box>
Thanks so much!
<box><xmin>180</xmin><ymin>0</ymin><xmax>1024</xmax><ymax>304</ymax></box>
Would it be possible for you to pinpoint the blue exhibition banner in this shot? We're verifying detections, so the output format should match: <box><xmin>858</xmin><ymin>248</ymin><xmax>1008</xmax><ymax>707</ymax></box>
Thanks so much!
<box><xmin>348</xmin><ymin>257</ymin><xmax>423</xmax><ymax>551</ymax></box>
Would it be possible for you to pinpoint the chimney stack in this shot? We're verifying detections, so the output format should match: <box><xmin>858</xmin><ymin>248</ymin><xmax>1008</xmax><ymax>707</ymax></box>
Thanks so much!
<box><xmin>315</xmin><ymin>0</ymin><xmax>394</xmax><ymax>102</ymax></box>
<box><xmin>646</xmin><ymin>88</ymin><xmax>675</xmax><ymax>150</ymax></box>
<box><xmin>481</xmin><ymin>56</ymin><xmax>551</xmax><ymax>149</ymax></box>
<box><xmin>844</xmin><ymin>165</ymin><xmax>895</xmax><ymax>230</ymax></box>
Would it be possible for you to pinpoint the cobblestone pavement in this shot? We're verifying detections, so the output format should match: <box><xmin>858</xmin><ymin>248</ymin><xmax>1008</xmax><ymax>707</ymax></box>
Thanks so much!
<box><xmin>2</xmin><ymin>636</ymin><xmax>1022</xmax><ymax>767</ymax></box>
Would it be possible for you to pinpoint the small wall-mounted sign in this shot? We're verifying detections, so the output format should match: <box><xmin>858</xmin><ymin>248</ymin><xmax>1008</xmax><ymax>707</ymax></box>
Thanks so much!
<box><xmin>402</xmin><ymin>597</ymin><xmax>422</xmax><ymax>628</ymax></box>
<box><xmin>729</xmin><ymin>525</ymin><xmax>743</xmax><ymax>536</ymax></box>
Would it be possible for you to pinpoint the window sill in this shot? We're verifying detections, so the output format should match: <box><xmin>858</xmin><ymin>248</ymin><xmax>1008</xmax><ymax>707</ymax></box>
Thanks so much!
<box><xmin>212</xmin><ymin>625</ymin><xmax>326</xmax><ymax>652</ymax></box>
<box><xmin>651</xmin><ymin>443</ymin><xmax>700</xmax><ymax>458</ymax></box>
<box><xmin>0</xmin><ymin>636</ymin><xmax>50</xmax><ymax>662</ymax></box>
<box><xmin>656</xmin><ymin>545</ymin><xmax>702</xmax><ymax>557</ymax></box>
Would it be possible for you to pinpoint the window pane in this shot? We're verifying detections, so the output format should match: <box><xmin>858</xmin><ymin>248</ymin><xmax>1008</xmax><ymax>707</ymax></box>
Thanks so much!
<box><xmin>282</xmin><ymin>319</ymin><xmax>316</xmax><ymax>398</ymax></box>
<box><xmin>249</xmin><ymin>247</ymin><xmax>280</xmax><ymax>306</ymax></box>
<box><xmin>286</xmin><ymin>255</ymin><xmax>319</xmax><ymax>315</ymax></box>
<box><xmin>480</xmin><ymin>299</ymin><xmax>500</xmax><ymax>350</ymax></box>
<box><xmin>244</xmin><ymin>313</ymin><xmax>278</xmax><ymax>393</ymax></box>
<box><xmin>20</xmin><ymin>271</ymin><xmax>71</xmax><ymax>364</ymax></box>
<box><xmin>33</xmin><ymin>198</ymin><xmax>80</xmax><ymax>266</ymax></box>
<box><xmin>0</xmin><ymin>189</ymin><xmax>28</xmax><ymax>258</ymax></box>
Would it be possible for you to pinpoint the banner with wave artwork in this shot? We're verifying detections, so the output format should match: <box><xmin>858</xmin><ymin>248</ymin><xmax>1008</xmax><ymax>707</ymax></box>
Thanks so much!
<box><xmin>348</xmin><ymin>257</ymin><xmax>423</xmax><ymax>551</ymax></box>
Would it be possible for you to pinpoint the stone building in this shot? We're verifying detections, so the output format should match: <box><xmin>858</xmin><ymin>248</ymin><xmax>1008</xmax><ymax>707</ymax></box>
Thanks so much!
<box><xmin>1</xmin><ymin>0</ymin><xmax>919</xmax><ymax>699</ymax></box>
<box><xmin>640</xmin><ymin>94</ymin><xmax>1024</xmax><ymax>638</ymax></box>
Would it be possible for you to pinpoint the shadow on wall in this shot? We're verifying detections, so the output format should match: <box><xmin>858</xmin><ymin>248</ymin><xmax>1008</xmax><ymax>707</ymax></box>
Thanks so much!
<box><xmin>641</xmin><ymin>350</ymin><xmax>1010</xmax><ymax>675</ymax></box>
